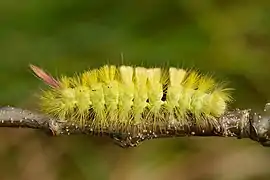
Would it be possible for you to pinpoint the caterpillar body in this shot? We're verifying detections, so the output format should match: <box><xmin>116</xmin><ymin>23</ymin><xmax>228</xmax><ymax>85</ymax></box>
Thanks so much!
<box><xmin>30</xmin><ymin>64</ymin><xmax>233</xmax><ymax>134</ymax></box>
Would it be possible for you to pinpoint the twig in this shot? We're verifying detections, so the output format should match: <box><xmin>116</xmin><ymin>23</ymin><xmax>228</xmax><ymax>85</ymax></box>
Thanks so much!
<box><xmin>1</xmin><ymin>104</ymin><xmax>270</xmax><ymax>148</ymax></box>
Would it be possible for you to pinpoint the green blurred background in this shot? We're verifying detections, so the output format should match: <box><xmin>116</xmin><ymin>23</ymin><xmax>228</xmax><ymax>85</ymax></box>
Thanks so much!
<box><xmin>1</xmin><ymin>0</ymin><xmax>270</xmax><ymax>179</ymax></box>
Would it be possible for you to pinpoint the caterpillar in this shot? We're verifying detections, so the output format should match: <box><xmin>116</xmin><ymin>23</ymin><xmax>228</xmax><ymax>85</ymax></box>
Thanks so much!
<box><xmin>30</xmin><ymin>64</ymin><xmax>233</xmax><ymax>134</ymax></box>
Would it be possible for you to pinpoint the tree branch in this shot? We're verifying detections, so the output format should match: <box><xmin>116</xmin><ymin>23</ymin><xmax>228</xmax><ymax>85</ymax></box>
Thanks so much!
<box><xmin>1</xmin><ymin>105</ymin><xmax>270</xmax><ymax>148</ymax></box>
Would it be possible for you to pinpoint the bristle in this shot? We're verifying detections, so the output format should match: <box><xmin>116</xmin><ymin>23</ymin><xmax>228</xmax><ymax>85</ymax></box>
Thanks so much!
<box><xmin>118</xmin><ymin>66</ymin><xmax>134</xmax><ymax>126</ymax></box>
<box><xmin>133</xmin><ymin>67</ymin><xmax>148</xmax><ymax>124</ymax></box>
<box><xmin>32</xmin><ymin>64</ymin><xmax>233</xmax><ymax>132</ymax></box>
<box><xmin>99</xmin><ymin>65</ymin><xmax>117</xmax><ymax>83</ymax></box>
<box><xmin>166</xmin><ymin>68</ymin><xmax>187</xmax><ymax>124</ymax></box>
<box><xmin>88</xmin><ymin>82</ymin><xmax>106</xmax><ymax>128</ymax></box>
<box><xmin>146</xmin><ymin>68</ymin><xmax>163</xmax><ymax>113</ymax></box>
<box><xmin>81</xmin><ymin>69</ymin><xmax>98</xmax><ymax>86</ymax></box>
<box><xmin>190</xmin><ymin>75</ymin><xmax>216</xmax><ymax>119</ymax></box>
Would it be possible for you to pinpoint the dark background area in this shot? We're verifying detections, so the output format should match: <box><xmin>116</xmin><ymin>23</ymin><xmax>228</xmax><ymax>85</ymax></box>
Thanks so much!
<box><xmin>1</xmin><ymin>0</ymin><xmax>270</xmax><ymax>179</ymax></box>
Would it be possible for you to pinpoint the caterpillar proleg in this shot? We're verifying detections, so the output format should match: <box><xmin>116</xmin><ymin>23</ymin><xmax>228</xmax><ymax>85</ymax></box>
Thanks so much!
<box><xmin>30</xmin><ymin>64</ymin><xmax>233</xmax><ymax>134</ymax></box>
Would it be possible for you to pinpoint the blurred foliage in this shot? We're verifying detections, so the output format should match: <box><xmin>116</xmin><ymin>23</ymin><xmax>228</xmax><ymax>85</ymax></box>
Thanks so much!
<box><xmin>1</xmin><ymin>0</ymin><xmax>270</xmax><ymax>179</ymax></box>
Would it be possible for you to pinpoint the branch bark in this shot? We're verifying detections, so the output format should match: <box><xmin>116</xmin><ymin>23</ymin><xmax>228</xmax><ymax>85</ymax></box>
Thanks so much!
<box><xmin>1</xmin><ymin>105</ymin><xmax>270</xmax><ymax>148</ymax></box>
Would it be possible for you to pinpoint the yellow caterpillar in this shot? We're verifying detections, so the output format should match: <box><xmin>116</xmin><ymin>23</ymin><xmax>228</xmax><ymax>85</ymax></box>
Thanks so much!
<box><xmin>30</xmin><ymin>64</ymin><xmax>233</xmax><ymax>132</ymax></box>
